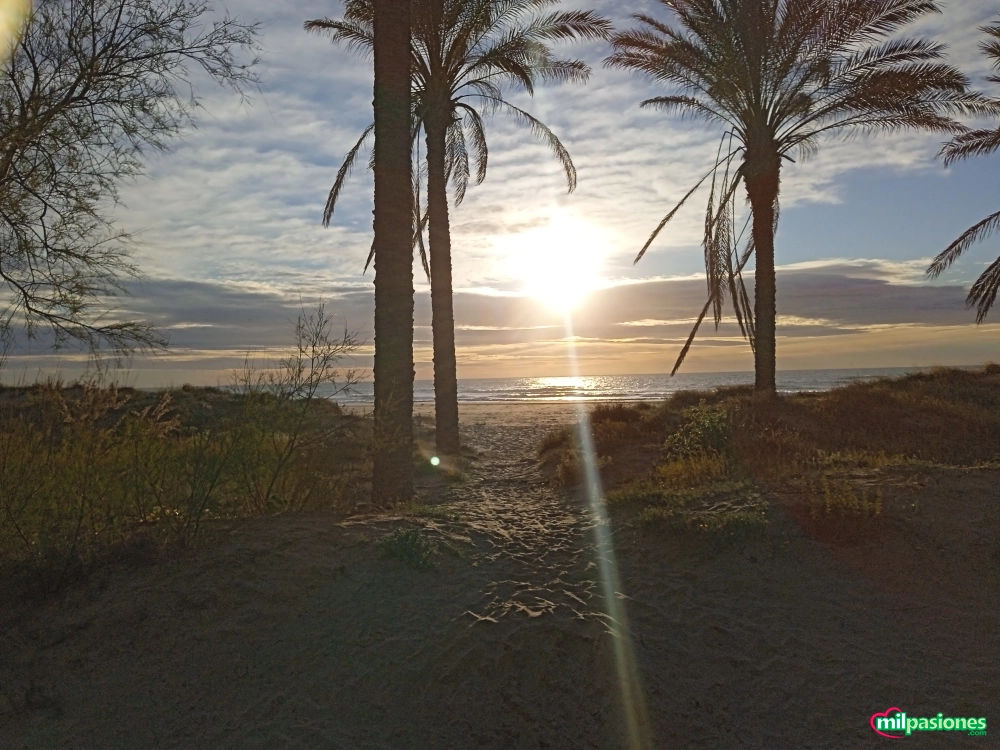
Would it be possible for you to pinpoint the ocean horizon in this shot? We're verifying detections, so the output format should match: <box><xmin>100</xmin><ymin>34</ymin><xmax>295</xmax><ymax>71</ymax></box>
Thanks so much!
<box><xmin>333</xmin><ymin>365</ymin><xmax>971</xmax><ymax>404</ymax></box>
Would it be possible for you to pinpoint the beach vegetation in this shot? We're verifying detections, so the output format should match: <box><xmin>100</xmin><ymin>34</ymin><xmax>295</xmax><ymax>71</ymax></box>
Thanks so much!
<box><xmin>640</xmin><ymin>504</ymin><xmax>767</xmax><ymax>537</ymax></box>
<box><xmin>555</xmin><ymin>450</ymin><xmax>583</xmax><ymax>488</ymax></box>
<box><xmin>591</xmin><ymin>403</ymin><xmax>645</xmax><ymax>424</ymax></box>
<box><xmin>378</xmin><ymin>526</ymin><xmax>440</xmax><ymax>570</ymax></box>
<box><xmin>544</xmin><ymin>366</ymin><xmax>1000</xmax><ymax>540</ymax></box>
<box><xmin>0</xmin><ymin>309</ymin><xmax>369</xmax><ymax>599</ymax></box>
<box><xmin>538</xmin><ymin>427</ymin><xmax>573</xmax><ymax>459</ymax></box>
<box><xmin>664</xmin><ymin>401</ymin><xmax>731</xmax><ymax>458</ymax></box>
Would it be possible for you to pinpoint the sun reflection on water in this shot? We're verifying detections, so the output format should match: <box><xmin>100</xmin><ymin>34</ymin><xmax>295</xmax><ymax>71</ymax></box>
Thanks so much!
<box><xmin>521</xmin><ymin>375</ymin><xmax>610</xmax><ymax>400</ymax></box>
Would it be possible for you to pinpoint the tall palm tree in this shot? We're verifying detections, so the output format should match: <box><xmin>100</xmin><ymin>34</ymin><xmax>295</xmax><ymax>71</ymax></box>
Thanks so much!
<box><xmin>307</xmin><ymin>0</ymin><xmax>610</xmax><ymax>454</ymax></box>
<box><xmin>606</xmin><ymin>0</ymin><xmax>990</xmax><ymax>396</ymax></box>
<box><xmin>371</xmin><ymin>0</ymin><xmax>414</xmax><ymax>506</ymax></box>
<box><xmin>927</xmin><ymin>16</ymin><xmax>1000</xmax><ymax>322</ymax></box>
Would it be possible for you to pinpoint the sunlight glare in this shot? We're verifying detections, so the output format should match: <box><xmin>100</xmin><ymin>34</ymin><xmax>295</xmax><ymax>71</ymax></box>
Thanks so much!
<box><xmin>500</xmin><ymin>214</ymin><xmax>607</xmax><ymax>312</ymax></box>
<box><xmin>0</xmin><ymin>0</ymin><xmax>30</xmax><ymax>63</ymax></box>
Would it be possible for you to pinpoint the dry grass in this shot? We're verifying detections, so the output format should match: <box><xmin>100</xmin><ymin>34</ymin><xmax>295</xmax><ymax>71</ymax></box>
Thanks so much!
<box><xmin>0</xmin><ymin>308</ymin><xmax>371</xmax><ymax>598</ymax></box>
<box><xmin>540</xmin><ymin>366</ymin><xmax>1000</xmax><ymax>538</ymax></box>
<box><xmin>0</xmin><ymin>382</ymin><xmax>370</xmax><ymax>599</ymax></box>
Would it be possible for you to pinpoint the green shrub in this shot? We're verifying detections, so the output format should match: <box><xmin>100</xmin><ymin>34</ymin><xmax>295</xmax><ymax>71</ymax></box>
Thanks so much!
<box><xmin>665</xmin><ymin>401</ymin><xmax>732</xmax><ymax>458</ymax></box>
<box><xmin>378</xmin><ymin>527</ymin><xmax>439</xmax><ymax>570</ymax></box>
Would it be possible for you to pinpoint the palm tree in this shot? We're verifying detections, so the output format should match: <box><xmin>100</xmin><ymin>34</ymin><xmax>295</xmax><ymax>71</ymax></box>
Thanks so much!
<box><xmin>606</xmin><ymin>0</ymin><xmax>990</xmax><ymax>396</ymax></box>
<box><xmin>307</xmin><ymin>0</ymin><xmax>610</xmax><ymax>454</ymax></box>
<box><xmin>927</xmin><ymin>16</ymin><xmax>1000</xmax><ymax>322</ymax></box>
<box><xmin>371</xmin><ymin>0</ymin><xmax>415</xmax><ymax>506</ymax></box>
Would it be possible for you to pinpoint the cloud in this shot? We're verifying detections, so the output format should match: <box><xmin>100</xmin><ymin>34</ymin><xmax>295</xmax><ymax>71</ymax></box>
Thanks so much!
<box><xmin>6</xmin><ymin>0</ymin><xmax>1000</xmax><ymax>384</ymax></box>
<box><xmin>5</xmin><ymin>259</ymin><xmax>995</xmax><ymax>384</ymax></box>
<box><xmin>109</xmin><ymin>0</ymin><xmax>1000</xmax><ymax>289</ymax></box>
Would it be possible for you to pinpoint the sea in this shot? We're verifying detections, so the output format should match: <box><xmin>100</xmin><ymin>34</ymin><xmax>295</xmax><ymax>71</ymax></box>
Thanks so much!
<box><xmin>333</xmin><ymin>367</ymin><xmax>953</xmax><ymax>405</ymax></box>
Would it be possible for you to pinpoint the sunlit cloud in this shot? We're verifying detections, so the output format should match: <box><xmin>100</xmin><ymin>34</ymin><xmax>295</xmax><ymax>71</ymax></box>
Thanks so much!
<box><xmin>5</xmin><ymin>0</ymin><xmax>1000</xmax><ymax>382</ymax></box>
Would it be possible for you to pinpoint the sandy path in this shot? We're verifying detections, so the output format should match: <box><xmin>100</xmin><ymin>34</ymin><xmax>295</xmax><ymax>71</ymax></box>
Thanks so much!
<box><xmin>2</xmin><ymin>403</ymin><xmax>999</xmax><ymax>748</ymax></box>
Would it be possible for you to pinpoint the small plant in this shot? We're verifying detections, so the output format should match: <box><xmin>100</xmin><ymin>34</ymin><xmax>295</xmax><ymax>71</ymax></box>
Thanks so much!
<box><xmin>808</xmin><ymin>476</ymin><xmax>883</xmax><ymax>519</ymax></box>
<box><xmin>538</xmin><ymin>428</ymin><xmax>572</xmax><ymax>462</ymax></box>
<box><xmin>639</xmin><ymin>504</ymin><xmax>767</xmax><ymax>536</ymax></box>
<box><xmin>640</xmin><ymin>505</ymin><xmax>683</xmax><ymax>527</ymax></box>
<box><xmin>555</xmin><ymin>451</ymin><xmax>582</xmax><ymax>487</ymax></box>
<box><xmin>592</xmin><ymin>419</ymin><xmax>640</xmax><ymax>455</ymax></box>
<box><xmin>378</xmin><ymin>527</ymin><xmax>439</xmax><ymax>570</ymax></box>
<box><xmin>665</xmin><ymin>401</ymin><xmax>732</xmax><ymax>458</ymax></box>
<box><xmin>591</xmin><ymin>403</ymin><xmax>643</xmax><ymax>424</ymax></box>
<box><xmin>229</xmin><ymin>304</ymin><xmax>363</xmax><ymax>514</ymax></box>
<box><xmin>551</xmin><ymin>450</ymin><xmax>611</xmax><ymax>488</ymax></box>
<box><xmin>656</xmin><ymin>452</ymin><xmax>730</xmax><ymax>489</ymax></box>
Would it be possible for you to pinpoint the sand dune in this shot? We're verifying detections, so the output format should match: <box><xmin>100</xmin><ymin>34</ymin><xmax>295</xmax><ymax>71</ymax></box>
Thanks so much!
<box><xmin>2</xmin><ymin>403</ymin><xmax>997</xmax><ymax>748</ymax></box>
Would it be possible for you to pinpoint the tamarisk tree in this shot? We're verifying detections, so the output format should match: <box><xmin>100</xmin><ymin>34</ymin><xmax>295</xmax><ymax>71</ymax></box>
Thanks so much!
<box><xmin>0</xmin><ymin>0</ymin><xmax>260</xmax><ymax>353</ymax></box>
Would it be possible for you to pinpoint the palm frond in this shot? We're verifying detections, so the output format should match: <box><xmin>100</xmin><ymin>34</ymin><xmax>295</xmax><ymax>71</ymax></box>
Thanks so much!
<box><xmin>671</xmin><ymin>235</ymin><xmax>756</xmax><ymax>376</ymax></box>
<box><xmin>670</xmin><ymin>297</ymin><xmax>713</xmax><ymax>377</ymax></box>
<box><xmin>324</xmin><ymin>123</ymin><xmax>375</xmax><ymax>227</ymax></box>
<box><xmin>412</xmin><ymin>138</ymin><xmax>431</xmax><ymax>280</ymax></box>
<box><xmin>940</xmin><ymin>126</ymin><xmax>1000</xmax><ymax>166</ymax></box>
<box><xmin>446</xmin><ymin>117</ymin><xmax>471</xmax><ymax>205</ymax></box>
<box><xmin>640</xmin><ymin>95</ymin><xmax>729</xmax><ymax>125</ymax></box>
<box><xmin>983</xmin><ymin>18</ymin><xmax>1000</xmax><ymax>83</ymax></box>
<box><xmin>968</xmin><ymin>255</ymin><xmax>1000</xmax><ymax>323</ymax></box>
<box><xmin>525</xmin><ymin>9</ymin><xmax>612</xmax><ymax>42</ymax></box>
<box><xmin>304</xmin><ymin>18</ymin><xmax>374</xmax><ymax>58</ymax></box>
<box><xmin>927</xmin><ymin>208</ymin><xmax>1000</xmax><ymax>278</ymax></box>
<box><xmin>458</xmin><ymin>102</ymin><xmax>489</xmax><ymax>184</ymax></box>
<box><xmin>483</xmin><ymin>97</ymin><xmax>576</xmax><ymax>191</ymax></box>
<box><xmin>633</xmin><ymin>147</ymin><xmax>743</xmax><ymax>265</ymax></box>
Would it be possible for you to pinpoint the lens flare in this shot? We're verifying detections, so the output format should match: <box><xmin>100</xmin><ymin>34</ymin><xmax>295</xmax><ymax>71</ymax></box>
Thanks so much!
<box><xmin>0</xmin><ymin>0</ymin><xmax>30</xmax><ymax>63</ymax></box>
<box><xmin>430</xmin><ymin>456</ymin><xmax>441</xmax><ymax>467</ymax></box>
<box><xmin>563</xmin><ymin>313</ymin><xmax>654</xmax><ymax>749</ymax></box>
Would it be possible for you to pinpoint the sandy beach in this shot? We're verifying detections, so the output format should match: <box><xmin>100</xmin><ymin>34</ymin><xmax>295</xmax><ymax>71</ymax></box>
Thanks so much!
<box><xmin>2</xmin><ymin>401</ymin><xmax>998</xmax><ymax>748</ymax></box>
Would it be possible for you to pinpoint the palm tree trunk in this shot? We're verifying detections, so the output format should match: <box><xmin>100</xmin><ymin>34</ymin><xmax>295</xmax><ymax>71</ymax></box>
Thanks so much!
<box><xmin>424</xmin><ymin>110</ymin><xmax>461</xmax><ymax>456</ymax></box>
<box><xmin>745</xmin><ymin>162</ymin><xmax>780</xmax><ymax>397</ymax></box>
<box><xmin>371</xmin><ymin>0</ymin><xmax>413</xmax><ymax>505</ymax></box>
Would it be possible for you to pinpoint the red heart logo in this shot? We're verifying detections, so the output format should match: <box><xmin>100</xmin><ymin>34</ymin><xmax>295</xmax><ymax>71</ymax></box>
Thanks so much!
<box><xmin>871</xmin><ymin>707</ymin><xmax>904</xmax><ymax>738</ymax></box>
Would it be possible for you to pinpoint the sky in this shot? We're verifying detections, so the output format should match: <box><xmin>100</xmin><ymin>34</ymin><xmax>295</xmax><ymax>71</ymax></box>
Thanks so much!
<box><xmin>5</xmin><ymin>0</ymin><xmax>1000</xmax><ymax>386</ymax></box>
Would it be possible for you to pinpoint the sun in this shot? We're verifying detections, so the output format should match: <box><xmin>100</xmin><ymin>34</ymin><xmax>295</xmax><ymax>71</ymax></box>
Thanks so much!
<box><xmin>502</xmin><ymin>214</ymin><xmax>606</xmax><ymax>312</ymax></box>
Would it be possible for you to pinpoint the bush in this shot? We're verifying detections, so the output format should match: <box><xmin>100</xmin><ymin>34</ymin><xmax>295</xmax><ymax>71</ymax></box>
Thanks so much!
<box><xmin>378</xmin><ymin>527</ymin><xmax>439</xmax><ymax>570</ymax></box>
<box><xmin>0</xmin><ymin>306</ymin><xmax>367</xmax><ymax>597</ymax></box>
<box><xmin>538</xmin><ymin>427</ymin><xmax>572</xmax><ymax>462</ymax></box>
<box><xmin>656</xmin><ymin>453</ymin><xmax>730</xmax><ymax>489</ymax></box>
<box><xmin>664</xmin><ymin>401</ymin><xmax>732</xmax><ymax>458</ymax></box>
<box><xmin>590</xmin><ymin>403</ymin><xmax>644</xmax><ymax>424</ymax></box>
<box><xmin>0</xmin><ymin>384</ymin><xmax>234</xmax><ymax>593</ymax></box>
